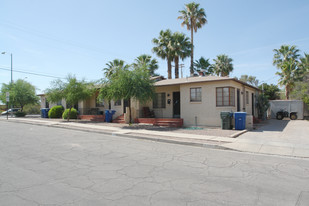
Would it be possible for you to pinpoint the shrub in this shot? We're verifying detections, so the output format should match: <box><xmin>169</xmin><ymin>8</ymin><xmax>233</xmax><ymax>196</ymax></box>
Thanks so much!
<box><xmin>15</xmin><ymin>111</ymin><xmax>27</xmax><ymax>117</ymax></box>
<box><xmin>24</xmin><ymin>104</ymin><xmax>41</xmax><ymax>114</ymax></box>
<box><xmin>48</xmin><ymin>105</ymin><xmax>64</xmax><ymax>118</ymax></box>
<box><xmin>62</xmin><ymin>108</ymin><xmax>78</xmax><ymax>119</ymax></box>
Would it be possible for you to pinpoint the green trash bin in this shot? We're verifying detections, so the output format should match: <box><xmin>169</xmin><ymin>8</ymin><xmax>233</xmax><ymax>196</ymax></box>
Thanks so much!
<box><xmin>220</xmin><ymin>111</ymin><xmax>233</xmax><ymax>130</ymax></box>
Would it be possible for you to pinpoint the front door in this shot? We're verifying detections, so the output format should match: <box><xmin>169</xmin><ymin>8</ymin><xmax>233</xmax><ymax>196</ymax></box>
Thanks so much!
<box><xmin>123</xmin><ymin>99</ymin><xmax>129</xmax><ymax>113</ymax></box>
<box><xmin>252</xmin><ymin>93</ymin><xmax>255</xmax><ymax>116</ymax></box>
<box><xmin>173</xmin><ymin>92</ymin><xmax>180</xmax><ymax>118</ymax></box>
<box><xmin>237</xmin><ymin>89</ymin><xmax>241</xmax><ymax>112</ymax></box>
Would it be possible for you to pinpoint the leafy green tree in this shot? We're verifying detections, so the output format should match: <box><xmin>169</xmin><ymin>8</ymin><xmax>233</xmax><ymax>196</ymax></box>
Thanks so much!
<box><xmin>132</xmin><ymin>54</ymin><xmax>159</xmax><ymax>76</ymax></box>
<box><xmin>212</xmin><ymin>54</ymin><xmax>234</xmax><ymax>77</ymax></box>
<box><xmin>103</xmin><ymin>59</ymin><xmax>129</xmax><ymax>78</ymax></box>
<box><xmin>178</xmin><ymin>2</ymin><xmax>207</xmax><ymax>76</ymax></box>
<box><xmin>256</xmin><ymin>94</ymin><xmax>270</xmax><ymax>119</ymax></box>
<box><xmin>239</xmin><ymin>75</ymin><xmax>259</xmax><ymax>87</ymax></box>
<box><xmin>45</xmin><ymin>75</ymin><xmax>95</xmax><ymax>121</ymax></box>
<box><xmin>152</xmin><ymin>29</ymin><xmax>174</xmax><ymax>79</ymax></box>
<box><xmin>291</xmin><ymin>79</ymin><xmax>309</xmax><ymax>106</ymax></box>
<box><xmin>194</xmin><ymin>57</ymin><xmax>213</xmax><ymax>76</ymax></box>
<box><xmin>99</xmin><ymin>65</ymin><xmax>154</xmax><ymax>123</ymax></box>
<box><xmin>169</xmin><ymin>32</ymin><xmax>191</xmax><ymax>78</ymax></box>
<box><xmin>259</xmin><ymin>83</ymin><xmax>280</xmax><ymax>100</ymax></box>
<box><xmin>0</xmin><ymin>79</ymin><xmax>39</xmax><ymax>111</ymax></box>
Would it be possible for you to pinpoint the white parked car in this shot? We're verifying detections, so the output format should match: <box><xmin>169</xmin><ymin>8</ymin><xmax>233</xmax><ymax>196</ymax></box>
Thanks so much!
<box><xmin>1</xmin><ymin>108</ymin><xmax>21</xmax><ymax>115</ymax></box>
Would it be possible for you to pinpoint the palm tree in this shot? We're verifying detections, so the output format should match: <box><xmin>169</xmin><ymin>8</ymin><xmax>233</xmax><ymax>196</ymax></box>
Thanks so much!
<box><xmin>152</xmin><ymin>29</ymin><xmax>174</xmax><ymax>79</ymax></box>
<box><xmin>169</xmin><ymin>32</ymin><xmax>191</xmax><ymax>78</ymax></box>
<box><xmin>239</xmin><ymin>75</ymin><xmax>259</xmax><ymax>87</ymax></box>
<box><xmin>273</xmin><ymin>45</ymin><xmax>301</xmax><ymax>99</ymax></box>
<box><xmin>299</xmin><ymin>53</ymin><xmax>309</xmax><ymax>72</ymax></box>
<box><xmin>133</xmin><ymin>54</ymin><xmax>159</xmax><ymax>76</ymax></box>
<box><xmin>178</xmin><ymin>2</ymin><xmax>207</xmax><ymax>76</ymax></box>
<box><xmin>212</xmin><ymin>54</ymin><xmax>234</xmax><ymax>77</ymax></box>
<box><xmin>103</xmin><ymin>59</ymin><xmax>129</xmax><ymax>78</ymax></box>
<box><xmin>273</xmin><ymin>45</ymin><xmax>300</xmax><ymax>68</ymax></box>
<box><xmin>276</xmin><ymin>59</ymin><xmax>300</xmax><ymax>100</ymax></box>
<box><xmin>194</xmin><ymin>57</ymin><xmax>213</xmax><ymax>76</ymax></box>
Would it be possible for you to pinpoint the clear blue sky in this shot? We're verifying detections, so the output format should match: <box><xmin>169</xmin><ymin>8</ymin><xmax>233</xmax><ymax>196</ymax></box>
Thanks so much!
<box><xmin>1</xmin><ymin>0</ymin><xmax>309</xmax><ymax>94</ymax></box>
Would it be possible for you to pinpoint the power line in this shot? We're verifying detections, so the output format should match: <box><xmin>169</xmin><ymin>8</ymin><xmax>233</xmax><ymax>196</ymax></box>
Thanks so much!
<box><xmin>0</xmin><ymin>67</ymin><xmax>99</xmax><ymax>82</ymax></box>
<box><xmin>0</xmin><ymin>67</ymin><xmax>65</xmax><ymax>79</ymax></box>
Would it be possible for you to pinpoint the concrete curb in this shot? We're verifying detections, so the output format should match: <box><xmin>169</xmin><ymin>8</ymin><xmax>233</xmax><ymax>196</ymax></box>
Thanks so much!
<box><xmin>230</xmin><ymin>129</ymin><xmax>248</xmax><ymax>138</ymax></box>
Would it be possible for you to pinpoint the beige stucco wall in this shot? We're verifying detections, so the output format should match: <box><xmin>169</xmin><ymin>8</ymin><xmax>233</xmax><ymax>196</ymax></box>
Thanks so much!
<box><xmin>243</xmin><ymin>86</ymin><xmax>258</xmax><ymax>117</ymax></box>
<box><xmin>39</xmin><ymin>95</ymin><xmax>67</xmax><ymax>110</ymax></box>
<box><xmin>179</xmin><ymin>80</ymin><xmax>259</xmax><ymax>127</ymax></box>
<box><xmin>40</xmin><ymin>96</ymin><xmax>47</xmax><ymax>109</ymax></box>
<box><xmin>151</xmin><ymin>85</ymin><xmax>180</xmax><ymax>118</ymax></box>
<box><xmin>110</xmin><ymin>100</ymin><xmax>123</xmax><ymax>118</ymax></box>
<box><xmin>78</xmin><ymin>93</ymin><xmax>109</xmax><ymax>115</ymax></box>
<box><xmin>138</xmin><ymin>80</ymin><xmax>259</xmax><ymax>127</ymax></box>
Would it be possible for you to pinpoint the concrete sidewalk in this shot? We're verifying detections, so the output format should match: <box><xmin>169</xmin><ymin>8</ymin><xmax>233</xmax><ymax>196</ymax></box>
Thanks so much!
<box><xmin>223</xmin><ymin>119</ymin><xmax>309</xmax><ymax>158</ymax></box>
<box><xmin>1</xmin><ymin>117</ymin><xmax>309</xmax><ymax>158</ymax></box>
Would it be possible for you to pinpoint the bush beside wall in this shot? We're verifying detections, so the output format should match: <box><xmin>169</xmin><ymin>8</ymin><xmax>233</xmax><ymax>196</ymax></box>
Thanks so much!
<box><xmin>62</xmin><ymin>108</ymin><xmax>78</xmax><ymax>119</ymax></box>
<box><xmin>24</xmin><ymin>104</ymin><xmax>41</xmax><ymax>114</ymax></box>
<box><xmin>15</xmin><ymin>111</ymin><xmax>27</xmax><ymax>117</ymax></box>
<box><xmin>48</xmin><ymin>105</ymin><xmax>64</xmax><ymax>118</ymax></box>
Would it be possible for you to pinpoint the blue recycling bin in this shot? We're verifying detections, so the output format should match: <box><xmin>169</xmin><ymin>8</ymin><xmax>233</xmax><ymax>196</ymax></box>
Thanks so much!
<box><xmin>41</xmin><ymin>108</ymin><xmax>50</xmax><ymax>118</ymax></box>
<box><xmin>45</xmin><ymin>108</ymin><xmax>50</xmax><ymax>118</ymax></box>
<box><xmin>105</xmin><ymin>110</ymin><xmax>110</xmax><ymax>122</ymax></box>
<box><xmin>234</xmin><ymin>112</ymin><xmax>246</xmax><ymax>130</ymax></box>
<box><xmin>41</xmin><ymin>108</ymin><xmax>45</xmax><ymax>118</ymax></box>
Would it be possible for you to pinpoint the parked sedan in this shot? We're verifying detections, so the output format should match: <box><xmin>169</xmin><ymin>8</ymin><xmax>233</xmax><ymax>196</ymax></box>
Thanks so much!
<box><xmin>1</xmin><ymin>108</ymin><xmax>21</xmax><ymax>115</ymax></box>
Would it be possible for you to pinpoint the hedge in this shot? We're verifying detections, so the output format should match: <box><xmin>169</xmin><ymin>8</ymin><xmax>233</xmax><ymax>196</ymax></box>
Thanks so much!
<box><xmin>62</xmin><ymin>108</ymin><xmax>78</xmax><ymax>119</ymax></box>
<box><xmin>48</xmin><ymin>105</ymin><xmax>64</xmax><ymax>118</ymax></box>
<box><xmin>15</xmin><ymin>111</ymin><xmax>27</xmax><ymax>117</ymax></box>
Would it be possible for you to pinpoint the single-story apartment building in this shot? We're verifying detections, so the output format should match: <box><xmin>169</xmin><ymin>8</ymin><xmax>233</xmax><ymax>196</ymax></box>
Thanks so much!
<box><xmin>38</xmin><ymin>76</ymin><xmax>260</xmax><ymax>128</ymax></box>
<box><xmin>136</xmin><ymin>76</ymin><xmax>259</xmax><ymax>127</ymax></box>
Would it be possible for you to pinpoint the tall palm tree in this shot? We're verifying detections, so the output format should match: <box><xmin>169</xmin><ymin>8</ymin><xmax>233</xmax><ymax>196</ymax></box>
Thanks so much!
<box><xmin>152</xmin><ymin>29</ymin><xmax>174</xmax><ymax>79</ymax></box>
<box><xmin>103</xmin><ymin>59</ymin><xmax>129</xmax><ymax>78</ymax></box>
<box><xmin>211</xmin><ymin>54</ymin><xmax>234</xmax><ymax>77</ymax></box>
<box><xmin>169</xmin><ymin>32</ymin><xmax>191</xmax><ymax>78</ymax></box>
<box><xmin>273</xmin><ymin>45</ymin><xmax>300</xmax><ymax>68</ymax></box>
<box><xmin>178</xmin><ymin>2</ymin><xmax>207</xmax><ymax>76</ymax></box>
<box><xmin>239</xmin><ymin>75</ymin><xmax>259</xmax><ymax>87</ymax></box>
<box><xmin>276</xmin><ymin>59</ymin><xmax>300</xmax><ymax>100</ymax></box>
<box><xmin>194</xmin><ymin>57</ymin><xmax>213</xmax><ymax>76</ymax></box>
<box><xmin>133</xmin><ymin>54</ymin><xmax>159</xmax><ymax>76</ymax></box>
<box><xmin>273</xmin><ymin>45</ymin><xmax>301</xmax><ymax>99</ymax></box>
<box><xmin>299</xmin><ymin>53</ymin><xmax>309</xmax><ymax>72</ymax></box>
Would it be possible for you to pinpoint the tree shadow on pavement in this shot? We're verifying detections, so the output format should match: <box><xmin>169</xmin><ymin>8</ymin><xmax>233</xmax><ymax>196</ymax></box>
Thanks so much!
<box><xmin>122</xmin><ymin>125</ymin><xmax>182</xmax><ymax>131</ymax></box>
<box><xmin>253</xmin><ymin>119</ymin><xmax>289</xmax><ymax>132</ymax></box>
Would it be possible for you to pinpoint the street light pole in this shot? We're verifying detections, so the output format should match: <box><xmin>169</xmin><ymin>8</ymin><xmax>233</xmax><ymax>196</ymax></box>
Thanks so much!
<box><xmin>10</xmin><ymin>53</ymin><xmax>13</xmax><ymax>117</ymax></box>
<box><xmin>1</xmin><ymin>52</ymin><xmax>13</xmax><ymax>117</ymax></box>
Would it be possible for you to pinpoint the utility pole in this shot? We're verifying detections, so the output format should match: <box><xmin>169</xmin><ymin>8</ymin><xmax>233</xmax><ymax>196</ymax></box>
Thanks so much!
<box><xmin>10</xmin><ymin>53</ymin><xmax>13</xmax><ymax>117</ymax></box>
<box><xmin>179</xmin><ymin>64</ymin><xmax>185</xmax><ymax>78</ymax></box>
<box><xmin>1</xmin><ymin>52</ymin><xmax>13</xmax><ymax>117</ymax></box>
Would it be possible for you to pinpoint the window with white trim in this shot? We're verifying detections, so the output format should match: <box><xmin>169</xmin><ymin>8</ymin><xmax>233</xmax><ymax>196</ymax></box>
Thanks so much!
<box><xmin>216</xmin><ymin>87</ymin><xmax>235</xmax><ymax>106</ymax></box>
<box><xmin>153</xmin><ymin>93</ymin><xmax>166</xmax><ymax>108</ymax></box>
<box><xmin>190</xmin><ymin>87</ymin><xmax>202</xmax><ymax>102</ymax></box>
<box><xmin>114</xmin><ymin>99</ymin><xmax>121</xmax><ymax>106</ymax></box>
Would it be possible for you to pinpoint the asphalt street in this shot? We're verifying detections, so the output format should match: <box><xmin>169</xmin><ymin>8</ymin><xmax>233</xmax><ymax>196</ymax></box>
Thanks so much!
<box><xmin>1</xmin><ymin>121</ymin><xmax>309</xmax><ymax>206</ymax></box>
